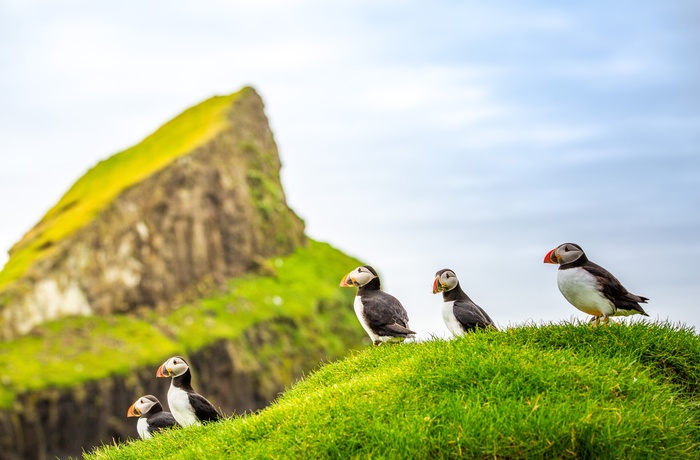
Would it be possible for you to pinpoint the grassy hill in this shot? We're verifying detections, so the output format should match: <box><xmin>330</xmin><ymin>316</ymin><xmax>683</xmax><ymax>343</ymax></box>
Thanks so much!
<box><xmin>0</xmin><ymin>239</ymin><xmax>363</xmax><ymax>410</ymax></box>
<box><xmin>85</xmin><ymin>321</ymin><xmax>700</xmax><ymax>459</ymax></box>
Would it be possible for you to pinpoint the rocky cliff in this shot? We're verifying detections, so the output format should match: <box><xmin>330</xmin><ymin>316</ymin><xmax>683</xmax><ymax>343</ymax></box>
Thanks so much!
<box><xmin>0</xmin><ymin>87</ymin><xmax>367</xmax><ymax>459</ymax></box>
<box><xmin>0</xmin><ymin>87</ymin><xmax>305</xmax><ymax>339</ymax></box>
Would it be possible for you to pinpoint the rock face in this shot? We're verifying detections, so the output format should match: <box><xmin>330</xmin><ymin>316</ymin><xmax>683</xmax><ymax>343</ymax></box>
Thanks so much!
<box><xmin>0</xmin><ymin>87</ymin><xmax>305</xmax><ymax>339</ymax></box>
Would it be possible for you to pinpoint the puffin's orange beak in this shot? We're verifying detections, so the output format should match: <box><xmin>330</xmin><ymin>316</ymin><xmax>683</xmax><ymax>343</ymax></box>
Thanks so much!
<box><xmin>127</xmin><ymin>402</ymin><xmax>140</xmax><ymax>417</ymax></box>
<box><xmin>543</xmin><ymin>248</ymin><xmax>558</xmax><ymax>264</ymax></box>
<box><xmin>339</xmin><ymin>271</ymin><xmax>353</xmax><ymax>287</ymax></box>
<box><xmin>432</xmin><ymin>276</ymin><xmax>441</xmax><ymax>294</ymax></box>
<box><xmin>156</xmin><ymin>364</ymin><xmax>169</xmax><ymax>378</ymax></box>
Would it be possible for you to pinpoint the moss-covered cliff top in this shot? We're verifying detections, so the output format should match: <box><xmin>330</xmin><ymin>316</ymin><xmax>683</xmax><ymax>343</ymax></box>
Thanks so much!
<box><xmin>0</xmin><ymin>87</ymin><xmax>251</xmax><ymax>291</ymax></box>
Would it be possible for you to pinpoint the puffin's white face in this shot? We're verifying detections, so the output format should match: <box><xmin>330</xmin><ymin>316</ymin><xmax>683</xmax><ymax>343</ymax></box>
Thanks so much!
<box><xmin>433</xmin><ymin>269</ymin><xmax>459</xmax><ymax>294</ymax></box>
<box><xmin>157</xmin><ymin>356</ymin><xmax>189</xmax><ymax>378</ymax></box>
<box><xmin>127</xmin><ymin>395</ymin><xmax>158</xmax><ymax>417</ymax></box>
<box><xmin>340</xmin><ymin>266</ymin><xmax>377</xmax><ymax>287</ymax></box>
<box><xmin>544</xmin><ymin>243</ymin><xmax>585</xmax><ymax>265</ymax></box>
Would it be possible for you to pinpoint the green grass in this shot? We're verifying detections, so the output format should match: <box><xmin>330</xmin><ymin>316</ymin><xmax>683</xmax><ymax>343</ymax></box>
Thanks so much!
<box><xmin>0</xmin><ymin>88</ymin><xmax>247</xmax><ymax>291</ymax></box>
<box><xmin>0</xmin><ymin>315</ymin><xmax>180</xmax><ymax>409</ymax></box>
<box><xmin>85</xmin><ymin>322</ymin><xmax>700</xmax><ymax>459</ymax></box>
<box><xmin>0</xmin><ymin>239</ymin><xmax>364</xmax><ymax>410</ymax></box>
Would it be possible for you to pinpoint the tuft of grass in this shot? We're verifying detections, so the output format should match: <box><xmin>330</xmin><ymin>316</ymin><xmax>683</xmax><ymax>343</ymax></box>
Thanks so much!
<box><xmin>0</xmin><ymin>88</ymin><xmax>246</xmax><ymax>291</ymax></box>
<box><xmin>0</xmin><ymin>239</ymin><xmax>364</xmax><ymax>410</ymax></box>
<box><xmin>85</xmin><ymin>322</ymin><xmax>700</xmax><ymax>459</ymax></box>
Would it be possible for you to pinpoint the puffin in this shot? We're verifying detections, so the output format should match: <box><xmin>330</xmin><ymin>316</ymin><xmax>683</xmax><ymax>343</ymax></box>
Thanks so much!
<box><xmin>340</xmin><ymin>265</ymin><xmax>416</xmax><ymax>345</ymax></box>
<box><xmin>126</xmin><ymin>394</ymin><xmax>178</xmax><ymax>440</ymax></box>
<box><xmin>544</xmin><ymin>242</ymin><xmax>649</xmax><ymax>324</ymax></box>
<box><xmin>156</xmin><ymin>356</ymin><xmax>222</xmax><ymax>427</ymax></box>
<box><xmin>432</xmin><ymin>268</ymin><xmax>496</xmax><ymax>336</ymax></box>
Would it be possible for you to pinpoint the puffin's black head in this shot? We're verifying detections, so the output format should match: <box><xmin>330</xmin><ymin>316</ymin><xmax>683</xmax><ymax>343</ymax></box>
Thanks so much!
<box><xmin>127</xmin><ymin>395</ymin><xmax>162</xmax><ymax>418</ymax></box>
<box><xmin>362</xmin><ymin>265</ymin><xmax>378</xmax><ymax>277</ymax></box>
<box><xmin>433</xmin><ymin>269</ymin><xmax>459</xmax><ymax>294</ymax></box>
<box><xmin>544</xmin><ymin>243</ymin><xmax>586</xmax><ymax>265</ymax></box>
<box><xmin>156</xmin><ymin>356</ymin><xmax>190</xmax><ymax>378</ymax></box>
<box><xmin>340</xmin><ymin>265</ymin><xmax>380</xmax><ymax>288</ymax></box>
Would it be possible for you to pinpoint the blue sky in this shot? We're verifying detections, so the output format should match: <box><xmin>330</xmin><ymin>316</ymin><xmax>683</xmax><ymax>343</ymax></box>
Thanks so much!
<box><xmin>1</xmin><ymin>1</ymin><xmax>698</xmax><ymax>338</ymax></box>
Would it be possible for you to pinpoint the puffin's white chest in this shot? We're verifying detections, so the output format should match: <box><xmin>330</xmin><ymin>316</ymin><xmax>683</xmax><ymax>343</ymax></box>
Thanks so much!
<box><xmin>168</xmin><ymin>384</ymin><xmax>200</xmax><ymax>427</ymax></box>
<box><xmin>354</xmin><ymin>296</ymin><xmax>379</xmax><ymax>342</ymax></box>
<box><xmin>136</xmin><ymin>417</ymin><xmax>151</xmax><ymax>439</ymax></box>
<box><xmin>441</xmin><ymin>301</ymin><xmax>464</xmax><ymax>337</ymax></box>
<box><xmin>557</xmin><ymin>268</ymin><xmax>614</xmax><ymax>317</ymax></box>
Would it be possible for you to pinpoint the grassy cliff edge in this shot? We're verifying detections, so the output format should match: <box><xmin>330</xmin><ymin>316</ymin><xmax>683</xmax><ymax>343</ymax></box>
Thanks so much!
<box><xmin>86</xmin><ymin>322</ymin><xmax>700</xmax><ymax>459</ymax></box>
<box><xmin>0</xmin><ymin>239</ymin><xmax>365</xmax><ymax>410</ymax></box>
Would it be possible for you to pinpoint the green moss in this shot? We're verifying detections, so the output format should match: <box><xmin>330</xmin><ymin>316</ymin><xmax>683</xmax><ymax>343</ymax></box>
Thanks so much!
<box><xmin>0</xmin><ymin>89</ymin><xmax>247</xmax><ymax>291</ymax></box>
<box><xmin>246</xmin><ymin>169</ymin><xmax>284</xmax><ymax>221</ymax></box>
<box><xmin>87</xmin><ymin>322</ymin><xmax>700</xmax><ymax>460</ymax></box>
<box><xmin>0</xmin><ymin>239</ymin><xmax>364</xmax><ymax>409</ymax></box>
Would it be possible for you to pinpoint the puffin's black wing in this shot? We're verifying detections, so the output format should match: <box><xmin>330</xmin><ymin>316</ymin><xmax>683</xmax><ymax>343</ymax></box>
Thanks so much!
<box><xmin>146</xmin><ymin>411</ymin><xmax>179</xmax><ymax>434</ymax></box>
<box><xmin>188</xmin><ymin>393</ymin><xmax>221</xmax><ymax>422</ymax></box>
<box><xmin>582</xmin><ymin>261</ymin><xmax>649</xmax><ymax>315</ymax></box>
<box><xmin>453</xmin><ymin>300</ymin><xmax>494</xmax><ymax>332</ymax></box>
<box><xmin>361</xmin><ymin>291</ymin><xmax>415</xmax><ymax>337</ymax></box>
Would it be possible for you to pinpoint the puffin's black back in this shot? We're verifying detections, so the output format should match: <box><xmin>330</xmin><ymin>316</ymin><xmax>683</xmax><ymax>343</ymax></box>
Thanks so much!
<box><xmin>443</xmin><ymin>282</ymin><xmax>495</xmax><ymax>331</ymax></box>
<box><xmin>145</xmin><ymin>410</ymin><xmax>178</xmax><ymax>433</ymax></box>
<box><xmin>188</xmin><ymin>393</ymin><xmax>222</xmax><ymax>422</ymax></box>
<box><xmin>359</xmin><ymin>288</ymin><xmax>414</xmax><ymax>336</ymax></box>
<box><xmin>172</xmin><ymin>367</ymin><xmax>222</xmax><ymax>422</ymax></box>
<box><xmin>578</xmin><ymin>260</ymin><xmax>649</xmax><ymax>315</ymax></box>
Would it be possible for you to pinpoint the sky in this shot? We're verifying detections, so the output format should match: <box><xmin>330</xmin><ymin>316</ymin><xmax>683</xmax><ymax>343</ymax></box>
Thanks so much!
<box><xmin>1</xmin><ymin>0</ymin><xmax>698</xmax><ymax>339</ymax></box>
